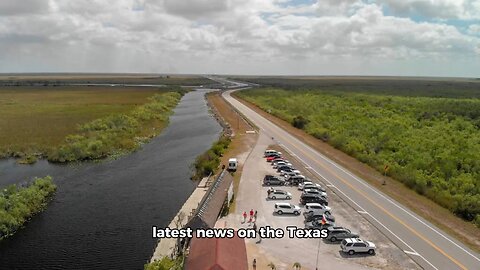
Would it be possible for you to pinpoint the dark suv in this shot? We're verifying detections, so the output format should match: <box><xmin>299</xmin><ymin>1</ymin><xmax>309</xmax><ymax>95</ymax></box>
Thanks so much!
<box><xmin>277</xmin><ymin>166</ymin><xmax>294</xmax><ymax>173</ymax></box>
<box><xmin>300</xmin><ymin>194</ymin><xmax>328</xmax><ymax>206</ymax></box>
<box><xmin>263</xmin><ymin>176</ymin><xmax>285</xmax><ymax>186</ymax></box>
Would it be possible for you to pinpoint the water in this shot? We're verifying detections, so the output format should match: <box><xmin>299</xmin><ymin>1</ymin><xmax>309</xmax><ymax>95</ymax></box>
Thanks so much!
<box><xmin>0</xmin><ymin>90</ymin><xmax>222</xmax><ymax>270</ymax></box>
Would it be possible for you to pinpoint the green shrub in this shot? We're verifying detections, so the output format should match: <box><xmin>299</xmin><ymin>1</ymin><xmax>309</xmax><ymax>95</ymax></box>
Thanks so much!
<box><xmin>292</xmin><ymin>115</ymin><xmax>309</xmax><ymax>129</ymax></box>
<box><xmin>192</xmin><ymin>136</ymin><xmax>231</xmax><ymax>180</ymax></box>
<box><xmin>145</xmin><ymin>256</ymin><xmax>182</xmax><ymax>270</ymax></box>
<box><xmin>0</xmin><ymin>176</ymin><xmax>56</xmax><ymax>240</ymax></box>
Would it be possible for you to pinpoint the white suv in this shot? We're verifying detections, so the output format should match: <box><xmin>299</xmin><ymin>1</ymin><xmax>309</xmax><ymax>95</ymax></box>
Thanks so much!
<box><xmin>274</xmin><ymin>203</ymin><xmax>301</xmax><ymax>215</ymax></box>
<box><xmin>303</xmin><ymin>203</ymin><xmax>331</xmax><ymax>216</ymax></box>
<box><xmin>340</xmin><ymin>238</ymin><xmax>376</xmax><ymax>255</ymax></box>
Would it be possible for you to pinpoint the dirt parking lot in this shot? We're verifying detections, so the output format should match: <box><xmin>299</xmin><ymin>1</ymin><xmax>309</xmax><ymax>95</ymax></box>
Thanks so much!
<box><xmin>221</xmin><ymin>133</ymin><xmax>420</xmax><ymax>270</ymax></box>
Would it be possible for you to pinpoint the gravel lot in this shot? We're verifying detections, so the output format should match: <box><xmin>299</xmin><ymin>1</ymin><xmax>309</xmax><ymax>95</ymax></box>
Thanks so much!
<box><xmin>223</xmin><ymin>133</ymin><xmax>420</xmax><ymax>270</ymax></box>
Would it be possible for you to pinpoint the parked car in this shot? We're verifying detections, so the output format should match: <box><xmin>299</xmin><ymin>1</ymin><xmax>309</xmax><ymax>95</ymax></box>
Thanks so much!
<box><xmin>300</xmin><ymin>194</ymin><xmax>328</xmax><ymax>206</ymax></box>
<box><xmin>298</xmin><ymin>182</ymin><xmax>326</xmax><ymax>192</ymax></box>
<box><xmin>283</xmin><ymin>170</ymin><xmax>302</xmax><ymax>178</ymax></box>
<box><xmin>264</xmin><ymin>176</ymin><xmax>286</xmax><ymax>186</ymax></box>
<box><xmin>264</xmin><ymin>175</ymin><xmax>275</xmax><ymax>181</ymax></box>
<box><xmin>265</xmin><ymin>150</ymin><xmax>282</xmax><ymax>157</ymax></box>
<box><xmin>285</xmin><ymin>174</ymin><xmax>305</xmax><ymax>186</ymax></box>
<box><xmin>277</xmin><ymin>166</ymin><xmax>295</xmax><ymax>173</ymax></box>
<box><xmin>340</xmin><ymin>238</ymin><xmax>376</xmax><ymax>255</ymax></box>
<box><xmin>303</xmin><ymin>203</ymin><xmax>331</xmax><ymax>216</ymax></box>
<box><xmin>267</xmin><ymin>155</ymin><xmax>282</xmax><ymax>162</ymax></box>
<box><xmin>304</xmin><ymin>218</ymin><xmax>335</xmax><ymax>229</ymax></box>
<box><xmin>268</xmin><ymin>190</ymin><xmax>292</xmax><ymax>200</ymax></box>
<box><xmin>273</xmin><ymin>162</ymin><xmax>292</xmax><ymax>169</ymax></box>
<box><xmin>227</xmin><ymin>158</ymin><xmax>237</xmax><ymax>171</ymax></box>
<box><xmin>326</xmin><ymin>226</ymin><xmax>359</xmax><ymax>242</ymax></box>
<box><xmin>264</xmin><ymin>149</ymin><xmax>277</xmax><ymax>157</ymax></box>
<box><xmin>304</xmin><ymin>212</ymin><xmax>335</xmax><ymax>223</ymax></box>
<box><xmin>271</xmin><ymin>157</ymin><xmax>285</xmax><ymax>164</ymax></box>
<box><xmin>303</xmin><ymin>188</ymin><xmax>328</xmax><ymax>198</ymax></box>
<box><xmin>274</xmin><ymin>203</ymin><xmax>301</xmax><ymax>215</ymax></box>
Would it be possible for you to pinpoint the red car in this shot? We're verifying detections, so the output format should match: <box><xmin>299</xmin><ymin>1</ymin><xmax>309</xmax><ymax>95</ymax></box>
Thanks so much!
<box><xmin>267</xmin><ymin>155</ymin><xmax>282</xmax><ymax>162</ymax></box>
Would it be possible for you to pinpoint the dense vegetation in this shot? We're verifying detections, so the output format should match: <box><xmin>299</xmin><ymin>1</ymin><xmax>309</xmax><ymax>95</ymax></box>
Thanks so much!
<box><xmin>0</xmin><ymin>87</ymin><xmax>170</xmax><ymax>162</ymax></box>
<box><xmin>237</xmin><ymin>88</ymin><xmax>480</xmax><ymax>226</ymax></box>
<box><xmin>48</xmin><ymin>92</ymin><xmax>183</xmax><ymax>162</ymax></box>
<box><xmin>145</xmin><ymin>256</ymin><xmax>183</xmax><ymax>270</ymax></box>
<box><xmin>192</xmin><ymin>135</ymin><xmax>231</xmax><ymax>180</ymax></box>
<box><xmin>230</xmin><ymin>76</ymin><xmax>480</xmax><ymax>98</ymax></box>
<box><xmin>0</xmin><ymin>176</ymin><xmax>57</xmax><ymax>240</ymax></box>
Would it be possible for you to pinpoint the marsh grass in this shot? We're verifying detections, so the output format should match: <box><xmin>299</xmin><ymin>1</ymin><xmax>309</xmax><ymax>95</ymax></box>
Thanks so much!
<box><xmin>0</xmin><ymin>87</ymin><xmax>182</xmax><ymax>162</ymax></box>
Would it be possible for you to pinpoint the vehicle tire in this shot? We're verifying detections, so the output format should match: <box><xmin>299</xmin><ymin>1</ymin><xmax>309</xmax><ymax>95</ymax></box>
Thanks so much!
<box><xmin>266</xmin><ymin>183</ymin><xmax>270</xmax><ymax>186</ymax></box>
<box><xmin>286</xmin><ymin>196</ymin><xmax>291</xmax><ymax>199</ymax></box>
<box><xmin>272</xmin><ymin>196</ymin><xmax>276</xmax><ymax>200</ymax></box>
<box><xmin>294</xmin><ymin>211</ymin><xmax>299</xmax><ymax>215</ymax></box>
<box><xmin>277</xmin><ymin>210</ymin><xmax>283</xmax><ymax>215</ymax></box>
<box><xmin>368</xmin><ymin>249</ymin><xmax>375</xmax><ymax>255</ymax></box>
<box><xmin>330</xmin><ymin>237</ymin><xmax>337</xmax><ymax>242</ymax></box>
<box><xmin>348</xmin><ymin>250</ymin><xmax>355</xmax><ymax>255</ymax></box>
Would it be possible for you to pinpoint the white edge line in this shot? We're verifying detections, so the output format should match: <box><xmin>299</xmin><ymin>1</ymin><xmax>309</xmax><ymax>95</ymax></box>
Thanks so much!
<box><xmin>405</xmin><ymin>250</ymin><xmax>420</xmax><ymax>256</ymax></box>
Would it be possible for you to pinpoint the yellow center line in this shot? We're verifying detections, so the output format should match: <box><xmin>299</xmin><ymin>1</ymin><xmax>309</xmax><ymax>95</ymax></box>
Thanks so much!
<box><xmin>266</xmin><ymin>118</ymin><xmax>469</xmax><ymax>270</ymax></box>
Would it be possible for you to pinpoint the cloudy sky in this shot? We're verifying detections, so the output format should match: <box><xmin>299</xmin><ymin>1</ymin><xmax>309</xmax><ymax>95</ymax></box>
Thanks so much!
<box><xmin>0</xmin><ymin>0</ymin><xmax>479</xmax><ymax>77</ymax></box>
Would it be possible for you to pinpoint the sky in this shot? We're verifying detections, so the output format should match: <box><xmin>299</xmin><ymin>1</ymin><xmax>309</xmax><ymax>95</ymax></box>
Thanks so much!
<box><xmin>0</xmin><ymin>0</ymin><xmax>479</xmax><ymax>77</ymax></box>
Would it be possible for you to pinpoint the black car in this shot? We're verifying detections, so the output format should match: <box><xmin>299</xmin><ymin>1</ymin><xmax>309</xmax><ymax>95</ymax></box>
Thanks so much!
<box><xmin>304</xmin><ymin>212</ymin><xmax>336</xmax><ymax>223</ymax></box>
<box><xmin>300</xmin><ymin>194</ymin><xmax>328</xmax><ymax>206</ymax></box>
<box><xmin>263</xmin><ymin>176</ymin><xmax>285</xmax><ymax>186</ymax></box>
<box><xmin>265</xmin><ymin>152</ymin><xmax>281</xmax><ymax>157</ymax></box>
<box><xmin>277</xmin><ymin>166</ymin><xmax>294</xmax><ymax>173</ymax></box>
<box><xmin>264</xmin><ymin>175</ymin><xmax>275</xmax><ymax>181</ymax></box>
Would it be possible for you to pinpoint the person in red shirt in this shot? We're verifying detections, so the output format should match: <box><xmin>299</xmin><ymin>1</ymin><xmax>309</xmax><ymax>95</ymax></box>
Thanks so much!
<box><xmin>242</xmin><ymin>211</ymin><xmax>247</xmax><ymax>223</ymax></box>
<box><xmin>249</xmin><ymin>209</ymin><xmax>254</xmax><ymax>223</ymax></box>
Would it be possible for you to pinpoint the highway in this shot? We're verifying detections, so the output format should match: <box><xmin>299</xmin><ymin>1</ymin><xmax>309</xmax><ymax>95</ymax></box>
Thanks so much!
<box><xmin>220</xmin><ymin>83</ymin><xmax>480</xmax><ymax>270</ymax></box>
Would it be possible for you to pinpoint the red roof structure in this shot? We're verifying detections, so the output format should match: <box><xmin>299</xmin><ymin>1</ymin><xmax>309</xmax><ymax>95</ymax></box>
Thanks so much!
<box><xmin>185</xmin><ymin>234</ymin><xmax>248</xmax><ymax>270</ymax></box>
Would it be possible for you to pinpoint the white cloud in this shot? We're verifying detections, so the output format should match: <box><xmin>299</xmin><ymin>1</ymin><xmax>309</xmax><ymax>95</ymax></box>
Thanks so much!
<box><xmin>0</xmin><ymin>0</ymin><xmax>478</xmax><ymax>76</ymax></box>
<box><xmin>378</xmin><ymin>0</ymin><xmax>480</xmax><ymax>20</ymax></box>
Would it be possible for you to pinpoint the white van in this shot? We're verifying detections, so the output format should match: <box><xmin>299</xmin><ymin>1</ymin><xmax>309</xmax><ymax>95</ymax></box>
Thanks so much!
<box><xmin>228</xmin><ymin>158</ymin><xmax>238</xmax><ymax>171</ymax></box>
<box><xmin>264</xmin><ymin>149</ymin><xmax>277</xmax><ymax>157</ymax></box>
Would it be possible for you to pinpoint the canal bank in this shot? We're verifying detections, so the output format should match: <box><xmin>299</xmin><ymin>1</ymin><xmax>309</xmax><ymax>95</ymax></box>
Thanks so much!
<box><xmin>0</xmin><ymin>90</ymin><xmax>222</xmax><ymax>270</ymax></box>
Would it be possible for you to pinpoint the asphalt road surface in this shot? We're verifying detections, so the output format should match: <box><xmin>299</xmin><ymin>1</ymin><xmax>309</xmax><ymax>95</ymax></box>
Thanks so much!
<box><xmin>222</xmin><ymin>87</ymin><xmax>480</xmax><ymax>270</ymax></box>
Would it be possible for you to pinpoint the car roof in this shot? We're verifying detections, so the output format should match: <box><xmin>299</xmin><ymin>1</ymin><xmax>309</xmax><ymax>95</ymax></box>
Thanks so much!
<box><xmin>275</xmin><ymin>202</ymin><xmax>291</xmax><ymax>206</ymax></box>
<box><xmin>328</xmin><ymin>226</ymin><xmax>346</xmax><ymax>231</ymax></box>
<box><xmin>306</xmin><ymin>203</ymin><xmax>322</xmax><ymax>207</ymax></box>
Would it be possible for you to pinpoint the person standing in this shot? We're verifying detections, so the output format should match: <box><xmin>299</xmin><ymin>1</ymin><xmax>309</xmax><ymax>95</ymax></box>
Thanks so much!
<box><xmin>249</xmin><ymin>209</ymin><xmax>254</xmax><ymax>223</ymax></box>
<box><xmin>254</xmin><ymin>210</ymin><xmax>258</xmax><ymax>221</ymax></box>
<box><xmin>242</xmin><ymin>211</ymin><xmax>247</xmax><ymax>223</ymax></box>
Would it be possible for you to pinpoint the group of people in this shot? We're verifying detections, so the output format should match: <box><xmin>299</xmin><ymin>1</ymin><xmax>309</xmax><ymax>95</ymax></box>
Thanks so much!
<box><xmin>242</xmin><ymin>209</ymin><xmax>262</xmax><ymax>244</ymax></box>
<box><xmin>242</xmin><ymin>209</ymin><xmax>257</xmax><ymax>224</ymax></box>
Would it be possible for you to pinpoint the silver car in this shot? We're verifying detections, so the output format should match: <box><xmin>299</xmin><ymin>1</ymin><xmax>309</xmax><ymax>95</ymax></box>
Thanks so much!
<box><xmin>274</xmin><ymin>203</ymin><xmax>301</xmax><ymax>215</ymax></box>
<box><xmin>268</xmin><ymin>190</ymin><xmax>292</xmax><ymax>200</ymax></box>
<box><xmin>340</xmin><ymin>238</ymin><xmax>376</xmax><ymax>255</ymax></box>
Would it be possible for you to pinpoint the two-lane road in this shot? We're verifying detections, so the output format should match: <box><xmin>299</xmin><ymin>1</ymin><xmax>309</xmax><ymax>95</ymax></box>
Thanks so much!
<box><xmin>222</xmin><ymin>88</ymin><xmax>480</xmax><ymax>270</ymax></box>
